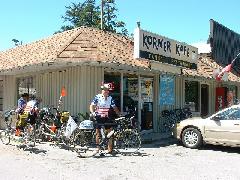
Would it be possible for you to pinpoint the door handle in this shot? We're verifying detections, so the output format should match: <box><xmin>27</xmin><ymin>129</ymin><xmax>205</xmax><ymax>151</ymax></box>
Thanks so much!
<box><xmin>234</xmin><ymin>124</ymin><xmax>240</xmax><ymax>125</ymax></box>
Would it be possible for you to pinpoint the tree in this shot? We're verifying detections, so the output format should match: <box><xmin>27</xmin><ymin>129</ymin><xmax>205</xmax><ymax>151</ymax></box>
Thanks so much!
<box><xmin>59</xmin><ymin>0</ymin><xmax>128</xmax><ymax>36</ymax></box>
<box><xmin>102</xmin><ymin>0</ymin><xmax>128</xmax><ymax>36</ymax></box>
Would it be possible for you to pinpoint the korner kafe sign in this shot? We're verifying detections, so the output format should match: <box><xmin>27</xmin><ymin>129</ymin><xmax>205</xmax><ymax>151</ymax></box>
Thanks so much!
<box><xmin>134</xmin><ymin>28</ymin><xmax>198</xmax><ymax>69</ymax></box>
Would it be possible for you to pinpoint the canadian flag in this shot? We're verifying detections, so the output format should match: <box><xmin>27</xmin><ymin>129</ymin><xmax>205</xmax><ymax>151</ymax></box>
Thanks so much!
<box><xmin>215</xmin><ymin>52</ymin><xmax>240</xmax><ymax>81</ymax></box>
<box><xmin>216</xmin><ymin>64</ymin><xmax>232</xmax><ymax>81</ymax></box>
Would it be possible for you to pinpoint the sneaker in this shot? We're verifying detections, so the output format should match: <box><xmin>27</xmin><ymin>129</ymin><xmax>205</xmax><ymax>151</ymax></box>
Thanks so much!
<box><xmin>99</xmin><ymin>152</ymin><xmax>105</xmax><ymax>157</ymax></box>
<box><xmin>107</xmin><ymin>150</ymin><xmax>117</xmax><ymax>155</ymax></box>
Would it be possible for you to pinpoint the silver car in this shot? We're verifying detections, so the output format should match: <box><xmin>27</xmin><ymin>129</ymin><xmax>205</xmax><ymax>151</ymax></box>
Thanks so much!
<box><xmin>173</xmin><ymin>105</ymin><xmax>240</xmax><ymax>148</ymax></box>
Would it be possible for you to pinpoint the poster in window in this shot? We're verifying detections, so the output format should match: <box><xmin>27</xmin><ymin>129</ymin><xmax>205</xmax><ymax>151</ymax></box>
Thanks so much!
<box><xmin>128</xmin><ymin>79</ymin><xmax>138</xmax><ymax>101</ymax></box>
<box><xmin>215</xmin><ymin>87</ymin><xmax>225</xmax><ymax>111</ymax></box>
<box><xmin>141</xmin><ymin>78</ymin><xmax>153</xmax><ymax>102</ymax></box>
<box><xmin>160</xmin><ymin>75</ymin><xmax>175</xmax><ymax>105</ymax></box>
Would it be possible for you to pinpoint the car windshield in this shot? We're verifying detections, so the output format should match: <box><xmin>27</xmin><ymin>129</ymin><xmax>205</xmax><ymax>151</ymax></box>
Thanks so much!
<box><xmin>212</xmin><ymin>107</ymin><xmax>240</xmax><ymax>120</ymax></box>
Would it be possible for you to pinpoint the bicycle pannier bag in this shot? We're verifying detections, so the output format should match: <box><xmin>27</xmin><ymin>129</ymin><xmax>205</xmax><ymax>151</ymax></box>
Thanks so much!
<box><xmin>79</xmin><ymin>120</ymin><xmax>94</xmax><ymax>130</ymax></box>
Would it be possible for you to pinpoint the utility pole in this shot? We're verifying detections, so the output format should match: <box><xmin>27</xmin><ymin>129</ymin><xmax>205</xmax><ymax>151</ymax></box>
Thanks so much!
<box><xmin>101</xmin><ymin>0</ymin><xmax>104</xmax><ymax>29</ymax></box>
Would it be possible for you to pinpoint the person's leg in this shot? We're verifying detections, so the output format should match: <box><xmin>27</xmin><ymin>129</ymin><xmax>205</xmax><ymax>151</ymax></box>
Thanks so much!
<box><xmin>15</xmin><ymin>114</ymin><xmax>21</xmax><ymax>136</ymax></box>
<box><xmin>96</xmin><ymin>128</ymin><xmax>100</xmax><ymax>146</ymax></box>
<box><xmin>106</xmin><ymin>127</ymin><xmax>113</xmax><ymax>153</ymax></box>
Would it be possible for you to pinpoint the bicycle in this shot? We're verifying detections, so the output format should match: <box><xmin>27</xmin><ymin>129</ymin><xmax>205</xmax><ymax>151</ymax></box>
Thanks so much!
<box><xmin>0</xmin><ymin>109</ymin><xmax>36</xmax><ymax>147</ymax></box>
<box><xmin>74</xmin><ymin>114</ymin><xmax>141</xmax><ymax>158</ymax></box>
<box><xmin>35</xmin><ymin>106</ymin><xmax>69</xmax><ymax>145</ymax></box>
<box><xmin>0</xmin><ymin>109</ymin><xmax>15</xmax><ymax>145</ymax></box>
<box><xmin>161</xmin><ymin>108</ymin><xmax>192</xmax><ymax>133</ymax></box>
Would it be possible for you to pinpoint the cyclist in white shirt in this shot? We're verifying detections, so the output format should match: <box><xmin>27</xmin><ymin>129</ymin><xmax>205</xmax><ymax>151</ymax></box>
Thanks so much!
<box><xmin>90</xmin><ymin>83</ymin><xmax>120</xmax><ymax>154</ymax></box>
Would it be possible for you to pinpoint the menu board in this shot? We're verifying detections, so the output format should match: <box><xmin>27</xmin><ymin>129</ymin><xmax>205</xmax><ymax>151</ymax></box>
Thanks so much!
<box><xmin>159</xmin><ymin>75</ymin><xmax>175</xmax><ymax>105</ymax></box>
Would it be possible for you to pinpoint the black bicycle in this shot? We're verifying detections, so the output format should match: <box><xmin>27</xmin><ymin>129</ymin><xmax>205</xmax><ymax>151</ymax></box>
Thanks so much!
<box><xmin>74</xmin><ymin>115</ymin><xmax>141</xmax><ymax>158</ymax></box>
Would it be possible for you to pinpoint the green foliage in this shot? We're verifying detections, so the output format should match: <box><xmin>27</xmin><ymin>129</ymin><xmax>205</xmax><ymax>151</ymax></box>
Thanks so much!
<box><xmin>59</xmin><ymin>0</ymin><xmax>128</xmax><ymax>36</ymax></box>
<box><xmin>77</xmin><ymin>112</ymin><xmax>90</xmax><ymax>122</ymax></box>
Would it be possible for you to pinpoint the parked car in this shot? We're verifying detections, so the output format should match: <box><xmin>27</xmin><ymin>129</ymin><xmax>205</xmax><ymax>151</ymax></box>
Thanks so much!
<box><xmin>173</xmin><ymin>104</ymin><xmax>240</xmax><ymax>148</ymax></box>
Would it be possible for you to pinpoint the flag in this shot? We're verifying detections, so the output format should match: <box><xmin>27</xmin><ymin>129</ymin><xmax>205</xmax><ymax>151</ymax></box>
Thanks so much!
<box><xmin>216</xmin><ymin>52</ymin><xmax>240</xmax><ymax>81</ymax></box>
<box><xmin>64</xmin><ymin>116</ymin><xmax>77</xmax><ymax>138</ymax></box>
<box><xmin>216</xmin><ymin>64</ymin><xmax>232</xmax><ymax>81</ymax></box>
<box><xmin>61</xmin><ymin>86</ymin><xmax>67</xmax><ymax>97</ymax></box>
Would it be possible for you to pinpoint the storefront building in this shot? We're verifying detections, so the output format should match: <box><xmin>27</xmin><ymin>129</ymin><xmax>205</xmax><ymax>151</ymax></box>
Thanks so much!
<box><xmin>0</xmin><ymin>26</ymin><xmax>240</xmax><ymax>137</ymax></box>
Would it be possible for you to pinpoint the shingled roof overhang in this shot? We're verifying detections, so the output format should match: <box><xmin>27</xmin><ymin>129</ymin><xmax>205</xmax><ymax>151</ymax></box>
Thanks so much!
<box><xmin>0</xmin><ymin>27</ymin><xmax>150</xmax><ymax>75</ymax></box>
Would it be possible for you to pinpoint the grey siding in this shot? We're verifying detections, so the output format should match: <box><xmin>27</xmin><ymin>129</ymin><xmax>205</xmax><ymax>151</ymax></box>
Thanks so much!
<box><xmin>36</xmin><ymin>66</ymin><xmax>104</xmax><ymax>116</ymax></box>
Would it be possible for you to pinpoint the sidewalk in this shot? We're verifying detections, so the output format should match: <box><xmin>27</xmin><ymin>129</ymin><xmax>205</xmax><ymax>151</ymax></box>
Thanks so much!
<box><xmin>141</xmin><ymin>131</ymin><xmax>174</xmax><ymax>144</ymax></box>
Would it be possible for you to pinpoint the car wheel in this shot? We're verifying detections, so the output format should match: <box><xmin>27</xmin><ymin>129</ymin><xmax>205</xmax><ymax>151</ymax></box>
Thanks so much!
<box><xmin>182</xmin><ymin>127</ymin><xmax>202</xmax><ymax>148</ymax></box>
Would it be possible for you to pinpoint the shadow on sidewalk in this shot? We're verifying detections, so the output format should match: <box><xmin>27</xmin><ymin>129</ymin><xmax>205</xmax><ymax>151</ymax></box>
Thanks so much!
<box><xmin>18</xmin><ymin>144</ymin><xmax>47</xmax><ymax>154</ymax></box>
<box><xmin>141</xmin><ymin>136</ymin><xmax>178</xmax><ymax>148</ymax></box>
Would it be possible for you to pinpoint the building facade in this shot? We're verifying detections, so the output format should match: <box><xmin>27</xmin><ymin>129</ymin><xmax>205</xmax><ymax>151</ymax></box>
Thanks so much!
<box><xmin>0</xmin><ymin>26</ymin><xmax>240</xmax><ymax>137</ymax></box>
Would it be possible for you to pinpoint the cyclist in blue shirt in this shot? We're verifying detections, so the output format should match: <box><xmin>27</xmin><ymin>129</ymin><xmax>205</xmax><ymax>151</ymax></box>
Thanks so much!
<box><xmin>90</xmin><ymin>83</ymin><xmax>120</xmax><ymax>154</ymax></box>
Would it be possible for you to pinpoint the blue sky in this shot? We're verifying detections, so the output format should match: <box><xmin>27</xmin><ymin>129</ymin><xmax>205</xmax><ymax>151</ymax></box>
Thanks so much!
<box><xmin>0</xmin><ymin>0</ymin><xmax>240</xmax><ymax>51</ymax></box>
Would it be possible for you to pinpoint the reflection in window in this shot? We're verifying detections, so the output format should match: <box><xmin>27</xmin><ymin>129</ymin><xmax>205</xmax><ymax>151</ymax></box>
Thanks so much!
<box><xmin>123</xmin><ymin>74</ymin><xmax>138</xmax><ymax>112</ymax></box>
<box><xmin>226</xmin><ymin>108</ymin><xmax>240</xmax><ymax>120</ymax></box>
<box><xmin>216</xmin><ymin>108</ymin><xmax>240</xmax><ymax>120</ymax></box>
<box><xmin>17</xmin><ymin>76</ymin><xmax>36</xmax><ymax>99</ymax></box>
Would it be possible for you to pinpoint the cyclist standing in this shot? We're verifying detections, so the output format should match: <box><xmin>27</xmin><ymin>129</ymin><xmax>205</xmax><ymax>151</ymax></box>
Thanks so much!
<box><xmin>24</xmin><ymin>96</ymin><xmax>42</xmax><ymax>124</ymax></box>
<box><xmin>90</xmin><ymin>83</ymin><xmax>120</xmax><ymax>154</ymax></box>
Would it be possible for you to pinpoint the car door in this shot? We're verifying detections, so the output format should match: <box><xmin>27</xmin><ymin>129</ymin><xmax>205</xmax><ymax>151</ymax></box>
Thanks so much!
<box><xmin>204</xmin><ymin>107</ymin><xmax>240</xmax><ymax>145</ymax></box>
<box><xmin>224</xmin><ymin>108</ymin><xmax>240</xmax><ymax>145</ymax></box>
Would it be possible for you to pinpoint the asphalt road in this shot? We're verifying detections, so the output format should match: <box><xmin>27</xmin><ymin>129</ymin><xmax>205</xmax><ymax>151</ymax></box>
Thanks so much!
<box><xmin>0</xmin><ymin>138</ymin><xmax>240</xmax><ymax>180</ymax></box>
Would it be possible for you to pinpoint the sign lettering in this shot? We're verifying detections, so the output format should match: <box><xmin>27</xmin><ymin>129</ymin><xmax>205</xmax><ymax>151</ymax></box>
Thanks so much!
<box><xmin>134</xmin><ymin>28</ymin><xmax>198</xmax><ymax>69</ymax></box>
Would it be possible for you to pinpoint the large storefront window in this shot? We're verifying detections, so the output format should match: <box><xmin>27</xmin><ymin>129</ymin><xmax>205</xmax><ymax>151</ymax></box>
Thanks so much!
<box><xmin>227</xmin><ymin>85</ymin><xmax>238</xmax><ymax>107</ymax></box>
<box><xmin>216</xmin><ymin>85</ymin><xmax>238</xmax><ymax>111</ymax></box>
<box><xmin>185</xmin><ymin>80</ymin><xmax>199</xmax><ymax>112</ymax></box>
<box><xmin>104</xmin><ymin>73</ymin><xmax>121</xmax><ymax>118</ymax></box>
<box><xmin>104</xmin><ymin>72</ymin><xmax>154</xmax><ymax>131</ymax></box>
<box><xmin>104</xmin><ymin>73</ymin><xmax>138</xmax><ymax>113</ymax></box>
<box><xmin>17</xmin><ymin>76</ymin><xmax>36</xmax><ymax>99</ymax></box>
<box><xmin>123</xmin><ymin>74</ymin><xmax>138</xmax><ymax>112</ymax></box>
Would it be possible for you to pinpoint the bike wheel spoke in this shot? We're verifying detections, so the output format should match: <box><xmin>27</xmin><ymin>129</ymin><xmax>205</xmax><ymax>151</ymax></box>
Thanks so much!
<box><xmin>0</xmin><ymin>130</ymin><xmax>11</xmax><ymax>145</ymax></box>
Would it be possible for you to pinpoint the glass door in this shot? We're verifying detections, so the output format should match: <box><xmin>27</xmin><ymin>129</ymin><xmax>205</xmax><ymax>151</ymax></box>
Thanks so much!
<box><xmin>140</xmin><ymin>77</ymin><xmax>153</xmax><ymax>130</ymax></box>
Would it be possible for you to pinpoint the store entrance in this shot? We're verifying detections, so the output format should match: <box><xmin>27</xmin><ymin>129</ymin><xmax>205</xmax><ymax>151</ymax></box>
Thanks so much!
<box><xmin>140</xmin><ymin>77</ymin><xmax>153</xmax><ymax>130</ymax></box>
<box><xmin>201</xmin><ymin>84</ymin><xmax>209</xmax><ymax>117</ymax></box>
<box><xmin>104</xmin><ymin>73</ymin><xmax>154</xmax><ymax>131</ymax></box>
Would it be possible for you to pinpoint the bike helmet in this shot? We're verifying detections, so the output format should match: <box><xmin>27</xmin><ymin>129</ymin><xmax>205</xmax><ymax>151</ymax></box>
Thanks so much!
<box><xmin>100</xmin><ymin>82</ymin><xmax>114</xmax><ymax>91</ymax></box>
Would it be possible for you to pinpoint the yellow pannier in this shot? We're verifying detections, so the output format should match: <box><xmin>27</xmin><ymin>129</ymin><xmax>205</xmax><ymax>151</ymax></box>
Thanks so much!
<box><xmin>17</xmin><ymin>112</ymin><xmax>29</xmax><ymax>127</ymax></box>
<box><xmin>60</xmin><ymin>111</ymin><xmax>70</xmax><ymax>123</ymax></box>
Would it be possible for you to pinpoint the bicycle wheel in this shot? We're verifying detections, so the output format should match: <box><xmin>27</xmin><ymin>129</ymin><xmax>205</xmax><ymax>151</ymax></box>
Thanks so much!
<box><xmin>116</xmin><ymin>129</ymin><xmax>141</xmax><ymax>154</ymax></box>
<box><xmin>23</xmin><ymin>124</ymin><xmax>36</xmax><ymax>147</ymax></box>
<box><xmin>0</xmin><ymin>129</ymin><xmax>11</xmax><ymax>145</ymax></box>
<box><xmin>74</xmin><ymin>129</ymin><xmax>98</xmax><ymax>158</ymax></box>
<box><xmin>35</xmin><ymin>124</ymin><xmax>46</xmax><ymax>142</ymax></box>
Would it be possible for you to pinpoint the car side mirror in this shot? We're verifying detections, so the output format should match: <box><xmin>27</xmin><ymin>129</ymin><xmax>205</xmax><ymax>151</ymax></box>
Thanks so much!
<box><xmin>211</xmin><ymin>115</ymin><xmax>222</xmax><ymax>121</ymax></box>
